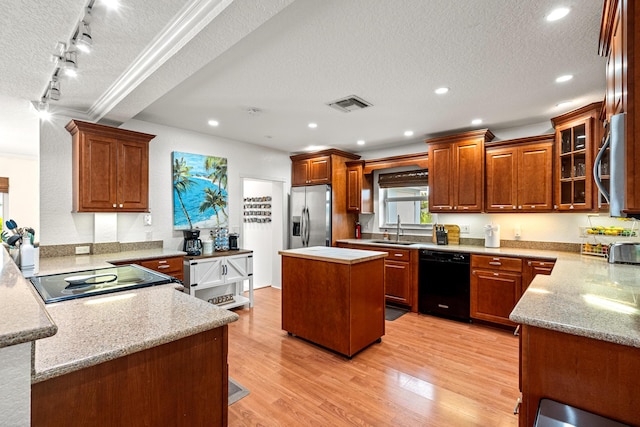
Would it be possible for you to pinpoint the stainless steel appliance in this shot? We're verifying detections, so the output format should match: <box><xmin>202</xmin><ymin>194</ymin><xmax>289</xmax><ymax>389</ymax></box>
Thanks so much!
<box><xmin>183</xmin><ymin>229</ymin><xmax>203</xmax><ymax>255</ymax></box>
<box><xmin>418</xmin><ymin>249</ymin><xmax>471</xmax><ymax>322</ymax></box>
<box><xmin>608</xmin><ymin>242</ymin><xmax>640</xmax><ymax>265</ymax></box>
<box><xmin>594</xmin><ymin>113</ymin><xmax>633</xmax><ymax>218</ymax></box>
<box><xmin>30</xmin><ymin>264</ymin><xmax>178</xmax><ymax>304</ymax></box>
<box><xmin>289</xmin><ymin>184</ymin><xmax>331</xmax><ymax>248</ymax></box>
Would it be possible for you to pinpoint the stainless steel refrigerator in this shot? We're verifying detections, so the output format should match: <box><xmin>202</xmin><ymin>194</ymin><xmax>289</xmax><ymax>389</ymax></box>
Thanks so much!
<box><xmin>289</xmin><ymin>185</ymin><xmax>331</xmax><ymax>248</ymax></box>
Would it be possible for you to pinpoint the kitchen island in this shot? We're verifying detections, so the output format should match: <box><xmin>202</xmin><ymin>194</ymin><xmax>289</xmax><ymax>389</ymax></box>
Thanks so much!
<box><xmin>279</xmin><ymin>246</ymin><xmax>387</xmax><ymax>357</ymax></box>
<box><xmin>0</xmin><ymin>247</ymin><xmax>239</xmax><ymax>427</ymax></box>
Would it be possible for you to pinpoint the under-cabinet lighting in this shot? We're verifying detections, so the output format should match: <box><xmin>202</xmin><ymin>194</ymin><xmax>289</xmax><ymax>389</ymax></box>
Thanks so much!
<box><xmin>546</xmin><ymin>7</ymin><xmax>570</xmax><ymax>22</ymax></box>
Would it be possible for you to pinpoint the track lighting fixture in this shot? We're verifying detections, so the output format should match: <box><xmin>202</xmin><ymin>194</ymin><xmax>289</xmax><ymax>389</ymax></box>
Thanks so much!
<box><xmin>74</xmin><ymin>21</ymin><xmax>93</xmax><ymax>53</ymax></box>
<box><xmin>48</xmin><ymin>79</ymin><xmax>61</xmax><ymax>101</ymax></box>
<box><xmin>55</xmin><ymin>50</ymin><xmax>78</xmax><ymax>77</ymax></box>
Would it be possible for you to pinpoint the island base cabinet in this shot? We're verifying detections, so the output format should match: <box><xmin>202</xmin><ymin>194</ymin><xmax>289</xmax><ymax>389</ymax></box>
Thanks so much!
<box><xmin>281</xmin><ymin>256</ymin><xmax>385</xmax><ymax>357</ymax></box>
<box><xmin>32</xmin><ymin>327</ymin><xmax>229</xmax><ymax>427</ymax></box>
<box><xmin>520</xmin><ymin>325</ymin><xmax>640</xmax><ymax>427</ymax></box>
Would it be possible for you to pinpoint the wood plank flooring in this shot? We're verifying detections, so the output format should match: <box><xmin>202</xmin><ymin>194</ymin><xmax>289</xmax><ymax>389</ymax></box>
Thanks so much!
<box><xmin>227</xmin><ymin>287</ymin><xmax>520</xmax><ymax>426</ymax></box>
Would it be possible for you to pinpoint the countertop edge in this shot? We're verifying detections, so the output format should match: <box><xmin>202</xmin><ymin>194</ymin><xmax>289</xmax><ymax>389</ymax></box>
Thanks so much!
<box><xmin>279</xmin><ymin>247</ymin><xmax>388</xmax><ymax>264</ymax></box>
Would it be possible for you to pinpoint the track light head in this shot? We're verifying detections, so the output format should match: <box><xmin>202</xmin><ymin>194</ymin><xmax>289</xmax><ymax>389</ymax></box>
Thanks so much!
<box><xmin>74</xmin><ymin>21</ymin><xmax>93</xmax><ymax>53</ymax></box>
<box><xmin>55</xmin><ymin>51</ymin><xmax>78</xmax><ymax>77</ymax></box>
<box><xmin>48</xmin><ymin>79</ymin><xmax>61</xmax><ymax>101</ymax></box>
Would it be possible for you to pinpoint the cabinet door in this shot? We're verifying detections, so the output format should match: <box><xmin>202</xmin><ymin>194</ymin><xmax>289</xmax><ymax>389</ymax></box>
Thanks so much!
<box><xmin>486</xmin><ymin>147</ymin><xmax>518</xmax><ymax>211</ymax></box>
<box><xmin>454</xmin><ymin>140</ymin><xmax>484</xmax><ymax>212</ymax></box>
<box><xmin>291</xmin><ymin>160</ymin><xmax>309</xmax><ymax>186</ymax></box>
<box><xmin>225</xmin><ymin>254</ymin><xmax>252</xmax><ymax>283</ymax></box>
<box><xmin>308</xmin><ymin>156</ymin><xmax>331</xmax><ymax>184</ymax></box>
<box><xmin>190</xmin><ymin>258</ymin><xmax>224</xmax><ymax>290</ymax></box>
<box><xmin>555</xmin><ymin>117</ymin><xmax>594</xmax><ymax>211</ymax></box>
<box><xmin>522</xmin><ymin>259</ymin><xmax>555</xmax><ymax>292</ymax></box>
<box><xmin>79</xmin><ymin>134</ymin><xmax>118</xmax><ymax>211</ymax></box>
<box><xmin>518</xmin><ymin>142</ymin><xmax>553</xmax><ymax>211</ymax></box>
<box><xmin>117</xmin><ymin>140</ymin><xmax>149</xmax><ymax>211</ymax></box>
<box><xmin>346</xmin><ymin>164</ymin><xmax>362</xmax><ymax>213</ymax></box>
<box><xmin>428</xmin><ymin>144</ymin><xmax>454</xmax><ymax>211</ymax></box>
<box><xmin>470</xmin><ymin>269</ymin><xmax>521</xmax><ymax>326</ymax></box>
<box><xmin>384</xmin><ymin>260</ymin><xmax>412</xmax><ymax>306</ymax></box>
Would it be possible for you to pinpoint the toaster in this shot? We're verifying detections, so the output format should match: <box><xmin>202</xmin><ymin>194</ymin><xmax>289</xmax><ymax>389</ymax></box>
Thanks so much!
<box><xmin>608</xmin><ymin>242</ymin><xmax>640</xmax><ymax>265</ymax></box>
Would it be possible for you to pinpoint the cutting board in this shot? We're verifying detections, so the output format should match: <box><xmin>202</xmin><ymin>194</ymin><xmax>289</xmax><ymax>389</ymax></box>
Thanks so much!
<box><xmin>432</xmin><ymin>224</ymin><xmax>460</xmax><ymax>245</ymax></box>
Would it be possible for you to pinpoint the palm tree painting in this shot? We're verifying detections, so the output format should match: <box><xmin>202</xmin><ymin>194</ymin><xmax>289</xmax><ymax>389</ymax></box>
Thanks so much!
<box><xmin>172</xmin><ymin>151</ymin><xmax>228</xmax><ymax>230</ymax></box>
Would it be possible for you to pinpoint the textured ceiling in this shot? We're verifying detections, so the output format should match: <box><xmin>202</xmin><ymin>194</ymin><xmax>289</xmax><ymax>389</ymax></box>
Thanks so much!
<box><xmin>0</xmin><ymin>0</ymin><xmax>606</xmax><ymax>155</ymax></box>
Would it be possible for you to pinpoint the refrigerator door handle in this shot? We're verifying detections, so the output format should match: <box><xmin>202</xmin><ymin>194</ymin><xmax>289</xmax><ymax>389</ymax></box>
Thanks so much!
<box><xmin>301</xmin><ymin>206</ymin><xmax>308</xmax><ymax>246</ymax></box>
<box><xmin>304</xmin><ymin>206</ymin><xmax>311</xmax><ymax>247</ymax></box>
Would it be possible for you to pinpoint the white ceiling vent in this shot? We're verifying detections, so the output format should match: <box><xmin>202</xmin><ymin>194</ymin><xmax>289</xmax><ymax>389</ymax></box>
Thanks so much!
<box><xmin>327</xmin><ymin>95</ymin><xmax>373</xmax><ymax>113</ymax></box>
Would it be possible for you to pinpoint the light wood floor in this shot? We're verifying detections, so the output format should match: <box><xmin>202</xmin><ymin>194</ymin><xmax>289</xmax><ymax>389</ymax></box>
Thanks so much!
<box><xmin>227</xmin><ymin>287</ymin><xmax>520</xmax><ymax>427</ymax></box>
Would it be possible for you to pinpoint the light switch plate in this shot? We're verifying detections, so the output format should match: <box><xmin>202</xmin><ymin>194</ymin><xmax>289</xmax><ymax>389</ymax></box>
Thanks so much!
<box><xmin>144</xmin><ymin>214</ymin><xmax>152</xmax><ymax>226</ymax></box>
<box><xmin>460</xmin><ymin>224</ymin><xmax>470</xmax><ymax>233</ymax></box>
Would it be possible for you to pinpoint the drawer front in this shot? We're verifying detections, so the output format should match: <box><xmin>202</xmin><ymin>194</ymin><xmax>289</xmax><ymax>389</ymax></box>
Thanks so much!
<box><xmin>140</xmin><ymin>256</ymin><xmax>184</xmax><ymax>274</ymax></box>
<box><xmin>527</xmin><ymin>260</ymin><xmax>555</xmax><ymax>274</ymax></box>
<box><xmin>384</xmin><ymin>248</ymin><xmax>410</xmax><ymax>261</ymax></box>
<box><xmin>471</xmin><ymin>255</ymin><xmax>522</xmax><ymax>272</ymax></box>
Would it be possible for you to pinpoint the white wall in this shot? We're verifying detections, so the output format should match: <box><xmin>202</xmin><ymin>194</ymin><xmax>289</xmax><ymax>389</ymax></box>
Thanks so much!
<box><xmin>39</xmin><ymin>116</ymin><xmax>292</xmax><ymax>248</ymax></box>
<box><xmin>242</xmin><ymin>178</ymin><xmax>285</xmax><ymax>289</ymax></box>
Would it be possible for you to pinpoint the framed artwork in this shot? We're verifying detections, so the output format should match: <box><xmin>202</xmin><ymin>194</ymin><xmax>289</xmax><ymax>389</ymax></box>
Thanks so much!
<box><xmin>172</xmin><ymin>151</ymin><xmax>228</xmax><ymax>230</ymax></box>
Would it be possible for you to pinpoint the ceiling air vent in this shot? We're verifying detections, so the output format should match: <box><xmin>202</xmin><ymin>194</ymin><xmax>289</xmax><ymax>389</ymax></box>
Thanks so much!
<box><xmin>327</xmin><ymin>95</ymin><xmax>373</xmax><ymax>113</ymax></box>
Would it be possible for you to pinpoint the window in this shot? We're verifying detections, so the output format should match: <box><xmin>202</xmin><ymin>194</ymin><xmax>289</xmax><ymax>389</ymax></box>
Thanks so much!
<box><xmin>378</xmin><ymin>170</ymin><xmax>431</xmax><ymax>227</ymax></box>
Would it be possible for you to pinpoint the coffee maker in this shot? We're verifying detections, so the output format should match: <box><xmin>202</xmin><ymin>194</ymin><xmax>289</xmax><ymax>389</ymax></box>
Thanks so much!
<box><xmin>229</xmin><ymin>233</ymin><xmax>239</xmax><ymax>250</ymax></box>
<box><xmin>182</xmin><ymin>229</ymin><xmax>203</xmax><ymax>256</ymax></box>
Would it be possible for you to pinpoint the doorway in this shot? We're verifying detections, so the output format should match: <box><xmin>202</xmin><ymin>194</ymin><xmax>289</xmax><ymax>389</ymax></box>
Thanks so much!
<box><xmin>241</xmin><ymin>177</ymin><xmax>285</xmax><ymax>289</ymax></box>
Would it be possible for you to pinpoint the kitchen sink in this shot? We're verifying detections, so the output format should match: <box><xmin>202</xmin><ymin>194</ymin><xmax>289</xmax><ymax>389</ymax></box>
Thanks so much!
<box><xmin>370</xmin><ymin>240</ymin><xmax>416</xmax><ymax>246</ymax></box>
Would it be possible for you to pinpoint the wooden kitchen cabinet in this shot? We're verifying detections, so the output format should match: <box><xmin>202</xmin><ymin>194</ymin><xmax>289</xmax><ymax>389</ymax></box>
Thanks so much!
<box><xmin>485</xmin><ymin>135</ymin><xmax>554</xmax><ymax>212</ymax></box>
<box><xmin>111</xmin><ymin>255</ymin><xmax>184</xmax><ymax>282</ymax></box>
<box><xmin>291</xmin><ymin>155</ymin><xmax>331</xmax><ymax>186</ymax></box>
<box><xmin>66</xmin><ymin>120</ymin><xmax>155</xmax><ymax>213</ymax></box>
<box><xmin>522</xmin><ymin>258</ymin><xmax>555</xmax><ymax>291</ymax></box>
<box><xmin>550</xmin><ymin>102</ymin><xmax>602</xmax><ymax>212</ymax></box>
<box><xmin>426</xmin><ymin>129</ymin><xmax>495</xmax><ymax>213</ymax></box>
<box><xmin>345</xmin><ymin>160</ymin><xmax>374</xmax><ymax>214</ymax></box>
<box><xmin>336</xmin><ymin>242</ymin><xmax>419</xmax><ymax>312</ymax></box>
<box><xmin>599</xmin><ymin>0</ymin><xmax>640</xmax><ymax>218</ymax></box>
<box><xmin>470</xmin><ymin>255</ymin><xmax>522</xmax><ymax>327</ymax></box>
<box><xmin>291</xmin><ymin>149</ymin><xmax>361</xmax><ymax>244</ymax></box>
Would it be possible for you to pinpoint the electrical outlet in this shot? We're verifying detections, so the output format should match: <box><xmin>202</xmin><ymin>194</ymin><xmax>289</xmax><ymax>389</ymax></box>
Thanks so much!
<box><xmin>144</xmin><ymin>213</ymin><xmax>152</xmax><ymax>226</ymax></box>
<box><xmin>460</xmin><ymin>224</ymin><xmax>470</xmax><ymax>233</ymax></box>
<box><xmin>75</xmin><ymin>245</ymin><xmax>90</xmax><ymax>255</ymax></box>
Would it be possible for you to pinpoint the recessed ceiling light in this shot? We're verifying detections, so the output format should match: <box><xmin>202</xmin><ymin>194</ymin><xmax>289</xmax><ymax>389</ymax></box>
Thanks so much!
<box><xmin>556</xmin><ymin>74</ymin><xmax>573</xmax><ymax>83</ymax></box>
<box><xmin>100</xmin><ymin>0</ymin><xmax>121</xmax><ymax>10</ymax></box>
<box><xmin>471</xmin><ymin>119</ymin><xmax>482</xmax><ymax>125</ymax></box>
<box><xmin>546</xmin><ymin>7</ymin><xmax>570</xmax><ymax>22</ymax></box>
<box><xmin>308</xmin><ymin>123</ymin><xmax>318</xmax><ymax>129</ymax></box>
<box><xmin>434</xmin><ymin>87</ymin><xmax>449</xmax><ymax>95</ymax></box>
<box><xmin>357</xmin><ymin>140</ymin><xmax>365</xmax><ymax>146</ymax></box>
<box><xmin>207</xmin><ymin>120</ymin><xmax>219</xmax><ymax>127</ymax></box>
<box><xmin>556</xmin><ymin>100</ymin><xmax>574</xmax><ymax>108</ymax></box>
<box><xmin>404</xmin><ymin>130</ymin><xmax>414</xmax><ymax>137</ymax></box>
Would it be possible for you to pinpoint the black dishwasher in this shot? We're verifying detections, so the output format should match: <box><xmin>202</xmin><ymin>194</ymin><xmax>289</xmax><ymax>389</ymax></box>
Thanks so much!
<box><xmin>418</xmin><ymin>249</ymin><xmax>471</xmax><ymax>322</ymax></box>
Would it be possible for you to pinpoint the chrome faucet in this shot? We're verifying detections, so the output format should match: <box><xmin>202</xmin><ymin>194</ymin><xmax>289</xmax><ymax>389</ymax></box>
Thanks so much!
<box><xmin>396</xmin><ymin>215</ymin><xmax>403</xmax><ymax>242</ymax></box>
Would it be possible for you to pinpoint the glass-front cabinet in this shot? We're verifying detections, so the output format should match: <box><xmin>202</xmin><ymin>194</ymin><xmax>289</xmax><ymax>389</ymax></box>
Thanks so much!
<box><xmin>551</xmin><ymin>102</ymin><xmax>603</xmax><ymax>211</ymax></box>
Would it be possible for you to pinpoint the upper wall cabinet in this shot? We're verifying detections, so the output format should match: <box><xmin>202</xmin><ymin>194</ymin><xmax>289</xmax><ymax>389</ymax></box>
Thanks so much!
<box><xmin>291</xmin><ymin>155</ymin><xmax>331</xmax><ymax>186</ymax></box>
<box><xmin>345</xmin><ymin>160</ymin><xmax>374</xmax><ymax>214</ymax></box>
<box><xmin>426</xmin><ymin>129</ymin><xmax>495</xmax><ymax>213</ymax></box>
<box><xmin>600</xmin><ymin>0</ymin><xmax>640</xmax><ymax>218</ymax></box>
<box><xmin>66</xmin><ymin>120</ymin><xmax>155</xmax><ymax>213</ymax></box>
<box><xmin>550</xmin><ymin>102</ymin><xmax>602</xmax><ymax>212</ymax></box>
<box><xmin>485</xmin><ymin>135</ymin><xmax>554</xmax><ymax>212</ymax></box>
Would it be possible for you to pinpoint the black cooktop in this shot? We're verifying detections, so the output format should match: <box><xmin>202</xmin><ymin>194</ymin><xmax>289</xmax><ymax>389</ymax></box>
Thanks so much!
<box><xmin>30</xmin><ymin>264</ymin><xmax>177</xmax><ymax>304</ymax></box>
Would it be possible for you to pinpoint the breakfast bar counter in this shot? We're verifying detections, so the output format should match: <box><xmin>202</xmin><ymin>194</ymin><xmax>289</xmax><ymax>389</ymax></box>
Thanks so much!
<box><xmin>279</xmin><ymin>246</ymin><xmax>387</xmax><ymax>357</ymax></box>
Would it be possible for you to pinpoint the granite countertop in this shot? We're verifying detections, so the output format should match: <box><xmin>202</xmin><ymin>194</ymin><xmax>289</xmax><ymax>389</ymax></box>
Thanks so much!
<box><xmin>37</xmin><ymin>248</ymin><xmax>186</xmax><ymax>276</ymax></box>
<box><xmin>339</xmin><ymin>238</ymin><xmax>640</xmax><ymax>349</ymax></box>
<box><xmin>0</xmin><ymin>249</ymin><xmax>57</xmax><ymax>349</ymax></box>
<box><xmin>184</xmin><ymin>248</ymin><xmax>252</xmax><ymax>261</ymax></box>
<box><xmin>1</xmin><ymin>246</ymin><xmax>239</xmax><ymax>383</ymax></box>
<box><xmin>33</xmin><ymin>283</ymin><xmax>238</xmax><ymax>383</ymax></box>
<box><xmin>279</xmin><ymin>246</ymin><xmax>388</xmax><ymax>264</ymax></box>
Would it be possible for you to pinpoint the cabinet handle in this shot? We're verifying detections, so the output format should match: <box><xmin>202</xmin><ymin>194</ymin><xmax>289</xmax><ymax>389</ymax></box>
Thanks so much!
<box><xmin>493</xmin><ymin>272</ymin><xmax>499</xmax><ymax>276</ymax></box>
<box><xmin>158</xmin><ymin>260</ymin><xmax>167</xmax><ymax>264</ymax></box>
<box><xmin>528</xmin><ymin>261</ymin><xmax>532</xmax><ymax>266</ymax></box>
<box><xmin>394</xmin><ymin>254</ymin><xmax>403</xmax><ymax>257</ymax></box>
<box><xmin>157</xmin><ymin>265</ymin><xmax>169</xmax><ymax>269</ymax></box>
<box><xmin>112</xmin><ymin>204</ymin><xmax>117</xmax><ymax>208</ymax></box>
<box><xmin>513</xmin><ymin>397</ymin><xmax>521</xmax><ymax>415</ymax></box>
<box><xmin>489</xmin><ymin>261</ymin><xmax>502</xmax><ymax>266</ymax></box>
<box><xmin>119</xmin><ymin>204</ymin><xmax>123</xmax><ymax>208</ymax></box>
<box><xmin>518</xmin><ymin>205</ymin><xmax>522</xmax><ymax>209</ymax></box>
<box><xmin>191</xmin><ymin>283</ymin><xmax>198</xmax><ymax>287</ymax></box>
